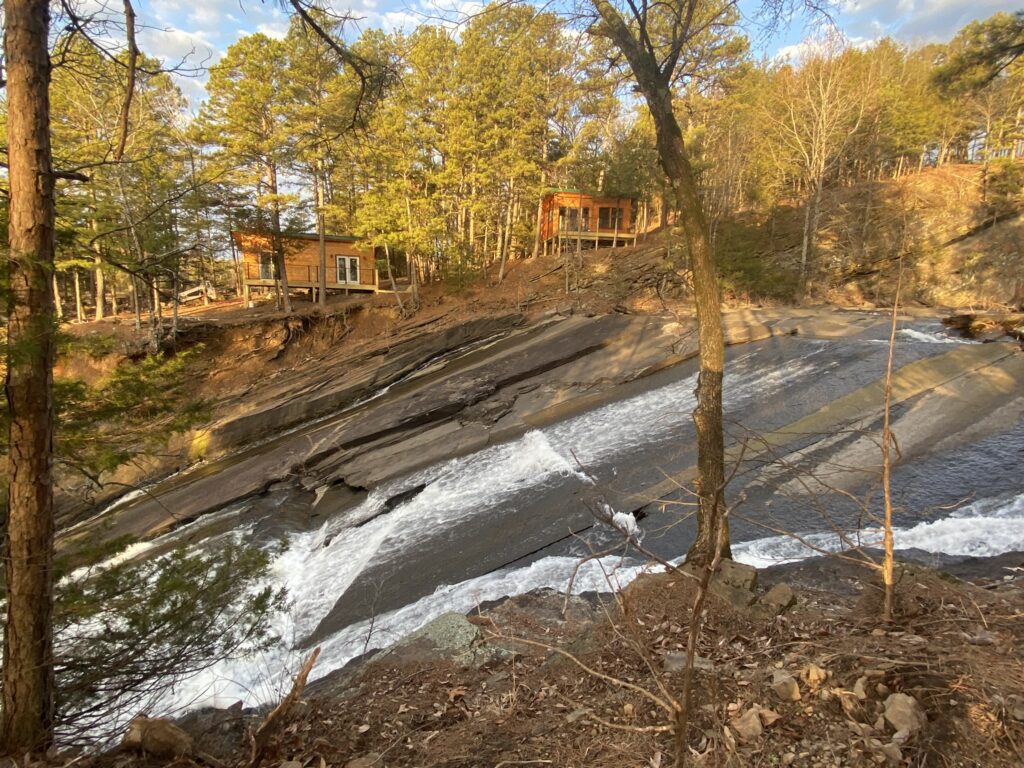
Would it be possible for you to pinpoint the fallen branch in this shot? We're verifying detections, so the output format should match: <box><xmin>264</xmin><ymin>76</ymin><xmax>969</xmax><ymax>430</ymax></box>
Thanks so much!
<box><xmin>248</xmin><ymin>647</ymin><xmax>321</xmax><ymax>768</ymax></box>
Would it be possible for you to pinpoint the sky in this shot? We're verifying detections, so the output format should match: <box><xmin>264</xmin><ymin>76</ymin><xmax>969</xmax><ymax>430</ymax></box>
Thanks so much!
<box><xmin>125</xmin><ymin>0</ymin><xmax>1024</xmax><ymax>105</ymax></box>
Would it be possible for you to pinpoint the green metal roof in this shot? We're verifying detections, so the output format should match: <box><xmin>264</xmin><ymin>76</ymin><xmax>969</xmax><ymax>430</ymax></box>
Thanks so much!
<box><xmin>542</xmin><ymin>188</ymin><xmax>636</xmax><ymax>200</ymax></box>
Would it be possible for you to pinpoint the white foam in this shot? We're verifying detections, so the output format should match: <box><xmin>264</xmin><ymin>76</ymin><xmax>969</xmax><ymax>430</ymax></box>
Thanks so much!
<box><xmin>733</xmin><ymin>492</ymin><xmax>1024</xmax><ymax>568</ymax></box>
<box><xmin>160</xmin><ymin>550</ymin><xmax>674</xmax><ymax>713</ymax></box>
<box><xmin>898</xmin><ymin>328</ymin><xmax>958</xmax><ymax>344</ymax></box>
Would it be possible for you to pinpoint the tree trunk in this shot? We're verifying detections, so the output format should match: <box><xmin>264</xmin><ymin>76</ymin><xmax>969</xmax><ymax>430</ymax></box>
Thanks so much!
<box><xmin>383</xmin><ymin>241</ymin><xmax>405</xmax><ymax>315</ymax></box>
<box><xmin>497</xmin><ymin>178</ymin><xmax>515</xmax><ymax>284</ymax></box>
<box><xmin>131</xmin><ymin>273</ymin><xmax>141</xmax><ymax>331</ymax></box>
<box><xmin>74</xmin><ymin>270</ymin><xmax>84</xmax><ymax>322</ymax></box>
<box><xmin>89</xmin><ymin>197</ymin><xmax>106</xmax><ymax>320</ymax></box>
<box><xmin>532</xmin><ymin>141</ymin><xmax>549</xmax><ymax>259</ymax></box>
<box><xmin>2</xmin><ymin>0</ymin><xmax>57</xmax><ymax>752</ymax></box>
<box><xmin>799</xmin><ymin>173</ymin><xmax>823</xmax><ymax>292</ymax></box>
<box><xmin>1011</xmin><ymin>279</ymin><xmax>1024</xmax><ymax>311</ymax></box>
<box><xmin>315</xmin><ymin>164</ymin><xmax>327</xmax><ymax>308</ymax></box>
<box><xmin>267</xmin><ymin>162</ymin><xmax>291</xmax><ymax>314</ymax></box>
<box><xmin>92</xmin><ymin>250</ymin><xmax>105</xmax><ymax>320</ymax></box>
<box><xmin>52</xmin><ymin>274</ymin><xmax>63</xmax><ymax>322</ymax></box>
<box><xmin>593</xmin><ymin>0</ymin><xmax>728</xmax><ymax>565</ymax></box>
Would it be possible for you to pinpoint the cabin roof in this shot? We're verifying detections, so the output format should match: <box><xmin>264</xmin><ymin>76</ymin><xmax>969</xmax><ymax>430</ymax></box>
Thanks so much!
<box><xmin>542</xmin><ymin>189</ymin><xmax>636</xmax><ymax>201</ymax></box>
<box><xmin>231</xmin><ymin>230</ymin><xmax>361</xmax><ymax>243</ymax></box>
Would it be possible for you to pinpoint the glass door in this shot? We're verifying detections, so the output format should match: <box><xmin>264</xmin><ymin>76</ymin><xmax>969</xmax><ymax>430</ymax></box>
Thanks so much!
<box><xmin>258</xmin><ymin>251</ymin><xmax>275</xmax><ymax>279</ymax></box>
<box><xmin>336</xmin><ymin>255</ymin><xmax>360</xmax><ymax>284</ymax></box>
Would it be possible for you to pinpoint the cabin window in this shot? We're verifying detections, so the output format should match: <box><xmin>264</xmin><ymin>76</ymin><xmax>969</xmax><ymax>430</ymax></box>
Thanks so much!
<box><xmin>336</xmin><ymin>255</ymin><xmax>360</xmax><ymax>284</ymax></box>
<box><xmin>258</xmin><ymin>251</ymin><xmax>276</xmax><ymax>280</ymax></box>
<box><xmin>598</xmin><ymin>207</ymin><xmax>624</xmax><ymax>230</ymax></box>
<box><xmin>559</xmin><ymin>206</ymin><xmax>590</xmax><ymax>231</ymax></box>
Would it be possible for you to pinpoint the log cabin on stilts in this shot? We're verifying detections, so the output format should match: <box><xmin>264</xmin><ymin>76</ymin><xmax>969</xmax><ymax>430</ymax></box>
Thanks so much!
<box><xmin>232</xmin><ymin>230</ymin><xmax>379</xmax><ymax>305</ymax></box>
<box><xmin>538</xmin><ymin>191</ymin><xmax>638</xmax><ymax>257</ymax></box>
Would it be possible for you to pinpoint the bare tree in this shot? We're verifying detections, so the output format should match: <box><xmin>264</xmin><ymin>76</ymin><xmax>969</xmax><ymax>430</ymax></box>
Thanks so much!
<box><xmin>758</xmin><ymin>37</ymin><xmax>868</xmax><ymax>288</ymax></box>
<box><xmin>589</xmin><ymin>0</ymin><xmax>733</xmax><ymax>564</ymax></box>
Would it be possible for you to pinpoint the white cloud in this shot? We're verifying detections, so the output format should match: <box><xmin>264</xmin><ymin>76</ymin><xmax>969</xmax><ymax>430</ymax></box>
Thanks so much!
<box><xmin>256</xmin><ymin>21</ymin><xmax>289</xmax><ymax>40</ymax></box>
<box><xmin>137</xmin><ymin>24</ymin><xmax>220</xmax><ymax>67</ymax></box>
<box><xmin>838</xmin><ymin>0</ymin><xmax>1020</xmax><ymax>44</ymax></box>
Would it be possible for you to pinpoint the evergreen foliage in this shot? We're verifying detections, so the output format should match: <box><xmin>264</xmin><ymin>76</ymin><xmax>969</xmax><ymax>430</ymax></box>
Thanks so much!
<box><xmin>53</xmin><ymin>541</ymin><xmax>285</xmax><ymax>742</ymax></box>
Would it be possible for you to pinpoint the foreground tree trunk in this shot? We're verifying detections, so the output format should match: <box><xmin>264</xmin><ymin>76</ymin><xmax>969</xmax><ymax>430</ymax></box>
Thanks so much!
<box><xmin>267</xmin><ymin>162</ymin><xmax>292</xmax><ymax>314</ymax></box>
<box><xmin>593</xmin><ymin>0</ymin><xmax>729</xmax><ymax>564</ymax></box>
<box><xmin>2</xmin><ymin>0</ymin><xmax>58</xmax><ymax>753</ymax></box>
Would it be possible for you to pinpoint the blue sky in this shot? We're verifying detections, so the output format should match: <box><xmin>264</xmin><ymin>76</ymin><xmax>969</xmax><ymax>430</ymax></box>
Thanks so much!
<box><xmin>127</xmin><ymin>0</ymin><xmax>1024</xmax><ymax>105</ymax></box>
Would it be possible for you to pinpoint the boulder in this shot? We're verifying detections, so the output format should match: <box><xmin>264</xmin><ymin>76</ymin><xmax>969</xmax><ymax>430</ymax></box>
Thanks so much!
<box><xmin>761</xmin><ymin>583</ymin><xmax>796</xmax><ymax>614</ymax></box>
<box><xmin>122</xmin><ymin>716</ymin><xmax>193</xmax><ymax>760</ymax></box>
<box><xmin>772</xmin><ymin>671</ymin><xmax>801</xmax><ymax>702</ymax></box>
<box><xmin>382</xmin><ymin>612</ymin><xmax>506</xmax><ymax>668</ymax></box>
<box><xmin>717</xmin><ymin>559</ymin><xmax>758</xmax><ymax>591</ymax></box>
<box><xmin>883</xmin><ymin>693</ymin><xmax>927</xmax><ymax>737</ymax></box>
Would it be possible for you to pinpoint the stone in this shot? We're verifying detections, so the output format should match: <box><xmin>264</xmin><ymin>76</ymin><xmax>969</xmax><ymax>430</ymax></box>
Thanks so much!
<box><xmin>966</xmin><ymin>627</ymin><xmax>996</xmax><ymax>645</ymax></box>
<box><xmin>122</xmin><ymin>716</ymin><xmax>193</xmax><ymax>760</ymax></box>
<box><xmin>345</xmin><ymin>754</ymin><xmax>381</xmax><ymax>768</ymax></box>
<box><xmin>709</xmin><ymin>580</ymin><xmax>758</xmax><ymax>609</ymax></box>
<box><xmin>772</xmin><ymin>671</ymin><xmax>802</xmax><ymax>702</ymax></box>
<box><xmin>1009</xmin><ymin>695</ymin><xmax>1024</xmax><ymax>722</ymax></box>
<box><xmin>717</xmin><ymin>559</ymin><xmax>758</xmax><ymax>591</ymax></box>
<box><xmin>383</xmin><ymin>612</ymin><xmax>505</xmax><ymax>668</ymax></box>
<box><xmin>760</xmin><ymin>583</ymin><xmax>797</xmax><ymax>615</ymax></box>
<box><xmin>731</xmin><ymin>707</ymin><xmax>764</xmax><ymax>742</ymax></box>
<box><xmin>879</xmin><ymin>743</ymin><xmax>902</xmax><ymax>765</ymax></box>
<box><xmin>853</xmin><ymin>676</ymin><xmax>869</xmax><ymax>700</ymax></box>
<box><xmin>883</xmin><ymin>693</ymin><xmax>927</xmax><ymax>736</ymax></box>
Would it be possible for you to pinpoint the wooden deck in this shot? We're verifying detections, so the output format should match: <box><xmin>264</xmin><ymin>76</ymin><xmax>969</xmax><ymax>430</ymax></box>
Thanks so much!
<box><xmin>244</xmin><ymin>277</ymin><xmax>378</xmax><ymax>293</ymax></box>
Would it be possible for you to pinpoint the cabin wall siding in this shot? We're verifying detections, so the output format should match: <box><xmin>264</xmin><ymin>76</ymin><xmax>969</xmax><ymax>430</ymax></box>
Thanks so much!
<box><xmin>539</xmin><ymin>192</ymin><xmax>635</xmax><ymax>243</ymax></box>
<box><xmin>233</xmin><ymin>232</ymin><xmax>378</xmax><ymax>289</ymax></box>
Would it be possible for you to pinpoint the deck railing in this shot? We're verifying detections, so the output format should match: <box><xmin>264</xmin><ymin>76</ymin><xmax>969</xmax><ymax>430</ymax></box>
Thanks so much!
<box><xmin>245</xmin><ymin>262</ymin><xmax>378</xmax><ymax>287</ymax></box>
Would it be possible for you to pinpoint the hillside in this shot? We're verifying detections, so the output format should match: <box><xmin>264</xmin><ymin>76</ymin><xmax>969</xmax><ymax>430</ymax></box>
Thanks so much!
<box><xmin>716</xmin><ymin>164</ymin><xmax>1024</xmax><ymax>309</ymax></box>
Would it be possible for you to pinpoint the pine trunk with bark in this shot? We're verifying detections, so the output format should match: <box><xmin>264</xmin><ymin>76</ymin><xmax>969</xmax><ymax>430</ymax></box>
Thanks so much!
<box><xmin>2</xmin><ymin>0</ymin><xmax>58</xmax><ymax>753</ymax></box>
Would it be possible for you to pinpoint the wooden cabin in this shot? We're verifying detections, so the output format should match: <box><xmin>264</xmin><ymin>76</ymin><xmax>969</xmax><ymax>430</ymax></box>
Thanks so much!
<box><xmin>232</xmin><ymin>230</ymin><xmax>379</xmax><ymax>302</ymax></box>
<box><xmin>539</xmin><ymin>191</ymin><xmax>638</xmax><ymax>254</ymax></box>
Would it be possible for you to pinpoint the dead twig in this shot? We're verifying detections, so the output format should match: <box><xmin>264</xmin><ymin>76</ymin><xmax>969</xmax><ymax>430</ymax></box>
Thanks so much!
<box><xmin>247</xmin><ymin>647</ymin><xmax>320</xmax><ymax>768</ymax></box>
